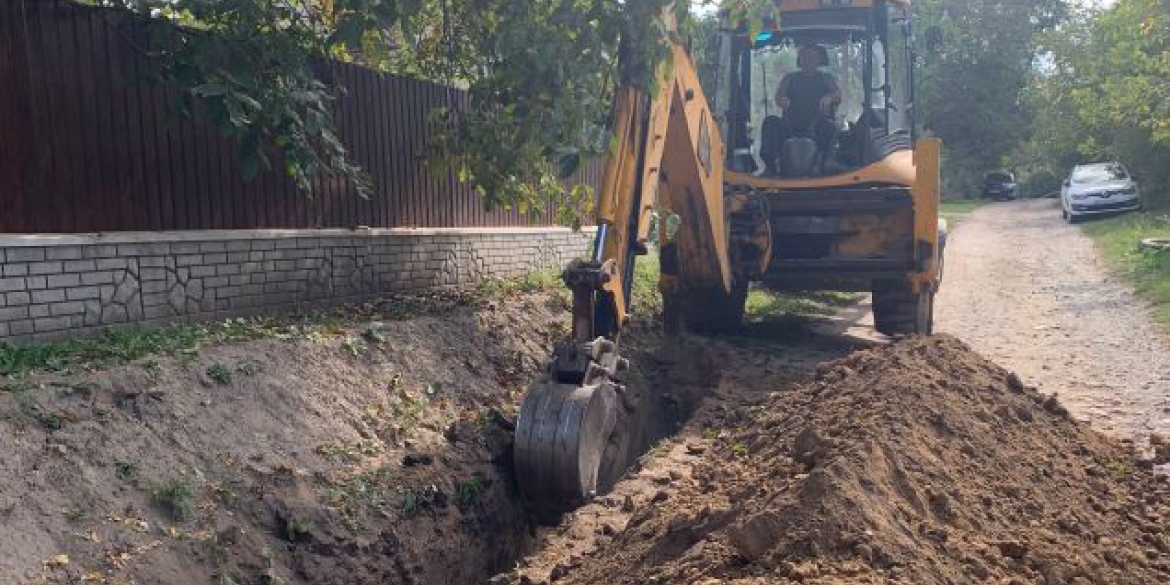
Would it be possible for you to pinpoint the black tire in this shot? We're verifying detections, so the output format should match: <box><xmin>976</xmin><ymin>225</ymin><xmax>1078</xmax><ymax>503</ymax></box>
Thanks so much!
<box><xmin>684</xmin><ymin>277</ymin><xmax>749</xmax><ymax>335</ymax></box>
<box><xmin>872</xmin><ymin>279</ymin><xmax>934</xmax><ymax>336</ymax></box>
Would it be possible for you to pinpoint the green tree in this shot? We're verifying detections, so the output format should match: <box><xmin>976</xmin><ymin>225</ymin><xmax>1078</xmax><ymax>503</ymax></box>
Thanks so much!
<box><xmin>108</xmin><ymin>0</ymin><xmax>703</xmax><ymax>220</ymax></box>
<box><xmin>914</xmin><ymin>0</ymin><xmax>1066</xmax><ymax>196</ymax></box>
<box><xmin>1022</xmin><ymin>0</ymin><xmax>1170</xmax><ymax>205</ymax></box>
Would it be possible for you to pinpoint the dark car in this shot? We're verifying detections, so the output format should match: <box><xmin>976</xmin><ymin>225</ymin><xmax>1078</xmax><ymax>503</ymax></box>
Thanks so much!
<box><xmin>982</xmin><ymin>172</ymin><xmax>1018</xmax><ymax>200</ymax></box>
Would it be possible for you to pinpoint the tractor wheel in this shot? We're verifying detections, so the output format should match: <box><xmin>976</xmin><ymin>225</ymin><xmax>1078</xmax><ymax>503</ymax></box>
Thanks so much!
<box><xmin>684</xmin><ymin>277</ymin><xmax>750</xmax><ymax>335</ymax></box>
<box><xmin>872</xmin><ymin>279</ymin><xmax>934</xmax><ymax>336</ymax></box>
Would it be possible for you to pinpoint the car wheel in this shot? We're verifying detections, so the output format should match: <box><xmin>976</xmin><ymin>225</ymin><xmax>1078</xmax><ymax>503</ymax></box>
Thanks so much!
<box><xmin>1061</xmin><ymin>206</ymin><xmax>1068</xmax><ymax>220</ymax></box>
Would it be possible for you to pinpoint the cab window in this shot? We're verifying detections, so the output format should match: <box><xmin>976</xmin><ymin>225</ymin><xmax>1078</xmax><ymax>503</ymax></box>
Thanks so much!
<box><xmin>884</xmin><ymin>2</ymin><xmax>912</xmax><ymax>133</ymax></box>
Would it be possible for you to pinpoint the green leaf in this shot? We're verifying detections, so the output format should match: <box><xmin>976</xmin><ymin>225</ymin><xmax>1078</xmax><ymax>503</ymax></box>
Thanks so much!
<box><xmin>557</xmin><ymin>152</ymin><xmax>581</xmax><ymax>179</ymax></box>
<box><xmin>191</xmin><ymin>83</ymin><xmax>228</xmax><ymax>97</ymax></box>
<box><xmin>329</xmin><ymin>18</ymin><xmax>367</xmax><ymax>50</ymax></box>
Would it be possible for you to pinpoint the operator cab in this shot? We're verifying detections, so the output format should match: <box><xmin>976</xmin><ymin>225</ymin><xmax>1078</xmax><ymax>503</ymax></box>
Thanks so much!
<box><xmin>721</xmin><ymin>1</ymin><xmax>915</xmax><ymax>179</ymax></box>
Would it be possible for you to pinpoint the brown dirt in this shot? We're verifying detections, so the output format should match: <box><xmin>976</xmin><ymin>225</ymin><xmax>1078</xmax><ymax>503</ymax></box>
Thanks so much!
<box><xmin>5</xmin><ymin>275</ymin><xmax>1169</xmax><ymax>585</ymax></box>
<box><xmin>0</xmin><ymin>290</ymin><xmax>589</xmax><ymax>585</ymax></box>
<box><xmin>516</xmin><ymin>335</ymin><xmax>1170</xmax><ymax>585</ymax></box>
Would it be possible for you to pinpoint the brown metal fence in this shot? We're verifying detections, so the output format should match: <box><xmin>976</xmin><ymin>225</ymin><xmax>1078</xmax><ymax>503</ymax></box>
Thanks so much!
<box><xmin>0</xmin><ymin>0</ymin><xmax>604</xmax><ymax>233</ymax></box>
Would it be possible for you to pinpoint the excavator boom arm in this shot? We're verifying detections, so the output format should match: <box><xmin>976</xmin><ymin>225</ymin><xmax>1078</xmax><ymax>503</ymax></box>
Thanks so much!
<box><xmin>514</xmin><ymin>41</ymin><xmax>744</xmax><ymax>515</ymax></box>
<box><xmin>580</xmin><ymin>45</ymin><xmax>734</xmax><ymax>342</ymax></box>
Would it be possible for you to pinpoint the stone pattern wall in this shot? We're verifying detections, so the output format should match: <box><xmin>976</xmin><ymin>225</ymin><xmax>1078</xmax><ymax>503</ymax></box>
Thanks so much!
<box><xmin>0</xmin><ymin>228</ymin><xmax>592</xmax><ymax>342</ymax></box>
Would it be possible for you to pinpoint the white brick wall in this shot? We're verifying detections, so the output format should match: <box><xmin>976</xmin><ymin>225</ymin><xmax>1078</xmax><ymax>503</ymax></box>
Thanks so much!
<box><xmin>0</xmin><ymin>228</ymin><xmax>594</xmax><ymax>342</ymax></box>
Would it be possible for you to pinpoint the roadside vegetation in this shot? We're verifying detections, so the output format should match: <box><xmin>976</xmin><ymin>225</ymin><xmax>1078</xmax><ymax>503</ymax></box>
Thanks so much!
<box><xmin>742</xmin><ymin>289</ymin><xmax>860</xmax><ymax>338</ymax></box>
<box><xmin>915</xmin><ymin>0</ymin><xmax>1065</xmax><ymax>196</ymax></box>
<box><xmin>1081</xmin><ymin>209</ymin><xmax>1170</xmax><ymax>332</ymax></box>
<box><xmin>0</xmin><ymin>272</ymin><xmax>564</xmax><ymax>383</ymax></box>
<box><xmin>916</xmin><ymin>0</ymin><xmax>1169</xmax><ymax>333</ymax></box>
<box><xmin>917</xmin><ymin>0</ymin><xmax>1167</xmax><ymax>211</ymax></box>
<box><xmin>1016</xmin><ymin>0</ymin><xmax>1169</xmax><ymax>208</ymax></box>
<box><xmin>89</xmin><ymin>0</ymin><xmax>695</xmax><ymax>222</ymax></box>
<box><xmin>939</xmin><ymin>199</ymin><xmax>987</xmax><ymax>225</ymax></box>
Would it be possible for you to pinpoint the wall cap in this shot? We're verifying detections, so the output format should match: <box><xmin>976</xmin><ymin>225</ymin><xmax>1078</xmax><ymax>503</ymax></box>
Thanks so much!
<box><xmin>0</xmin><ymin>226</ymin><xmax>597</xmax><ymax>248</ymax></box>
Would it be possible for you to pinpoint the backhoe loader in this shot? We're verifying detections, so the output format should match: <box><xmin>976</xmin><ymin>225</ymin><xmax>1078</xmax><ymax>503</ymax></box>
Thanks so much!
<box><xmin>514</xmin><ymin>0</ymin><xmax>944</xmax><ymax>514</ymax></box>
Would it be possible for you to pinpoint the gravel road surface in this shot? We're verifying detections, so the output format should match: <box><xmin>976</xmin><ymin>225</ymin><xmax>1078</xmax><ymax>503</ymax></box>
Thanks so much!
<box><xmin>935</xmin><ymin>198</ymin><xmax>1170</xmax><ymax>445</ymax></box>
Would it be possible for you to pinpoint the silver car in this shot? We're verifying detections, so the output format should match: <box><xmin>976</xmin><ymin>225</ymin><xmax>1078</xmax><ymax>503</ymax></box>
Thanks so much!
<box><xmin>1061</xmin><ymin>162</ymin><xmax>1142</xmax><ymax>223</ymax></box>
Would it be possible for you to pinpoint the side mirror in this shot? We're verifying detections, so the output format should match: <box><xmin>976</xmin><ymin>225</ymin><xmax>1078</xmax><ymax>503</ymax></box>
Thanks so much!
<box><xmin>1062</xmin><ymin>179</ymin><xmax>1070</xmax><ymax>188</ymax></box>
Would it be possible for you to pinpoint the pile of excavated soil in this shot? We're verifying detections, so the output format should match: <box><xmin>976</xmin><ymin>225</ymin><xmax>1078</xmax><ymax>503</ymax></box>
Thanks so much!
<box><xmin>530</xmin><ymin>336</ymin><xmax>1170</xmax><ymax>585</ymax></box>
<box><xmin>0</xmin><ymin>291</ymin><xmax>592</xmax><ymax>585</ymax></box>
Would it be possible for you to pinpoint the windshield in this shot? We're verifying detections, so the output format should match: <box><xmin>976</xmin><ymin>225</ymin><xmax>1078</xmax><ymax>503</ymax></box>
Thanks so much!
<box><xmin>751</xmin><ymin>33</ymin><xmax>869</xmax><ymax>127</ymax></box>
<box><xmin>1072</xmin><ymin>164</ymin><xmax>1128</xmax><ymax>184</ymax></box>
<box><xmin>717</xmin><ymin>4</ymin><xmax>914</xmax><ymax>176</ymax></box>
<box><xmin>749</xmin><ymin>30</ymin><xmax>873</xmax><ymax>168</ymax></box>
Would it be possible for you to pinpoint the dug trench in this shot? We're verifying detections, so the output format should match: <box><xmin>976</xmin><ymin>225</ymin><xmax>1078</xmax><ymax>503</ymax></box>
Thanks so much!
<box><xmin>1</xmin><ymin>287</ymin><xmax>1167</xmax><ymax>585</ymax></box>
<box><xmin>0</xmin><ymin>285</ymin><xmax>758</xmax><ymax>585</ymax></box>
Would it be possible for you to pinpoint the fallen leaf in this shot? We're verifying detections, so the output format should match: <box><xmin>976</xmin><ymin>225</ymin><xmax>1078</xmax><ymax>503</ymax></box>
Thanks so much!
<box><xmin>44</xmin><ymin>554</ymin><xmax>70</xmax><ymax>568</ymax></box>
<box><xmin>81</xmin><ymin>569</ymin><xmax>106</xmax><ymax>582</ymax></box>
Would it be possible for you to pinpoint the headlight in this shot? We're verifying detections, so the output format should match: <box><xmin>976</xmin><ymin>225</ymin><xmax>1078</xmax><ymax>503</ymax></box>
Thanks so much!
<box><xmin>1121</xmin><ymin>186</ymin><xmax>1137</xmax><ymax>195</ymax></box>
<box><xmin>1071</xmin><ymin>191</ymin><xmax>1089</xmax><ymax>200</ymax></box>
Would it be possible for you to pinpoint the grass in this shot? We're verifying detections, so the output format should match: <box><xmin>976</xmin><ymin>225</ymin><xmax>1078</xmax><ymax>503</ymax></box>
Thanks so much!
<box><xmin>316</xmin><ymin>439</ymin><xmax>382</xmax><ymax>462</ymax></box>
<box><xmin>456</xmin><ymin>476</ymin><xmax>486</xmax><ymax>508</ymax></box>
<box><xmin>283</xmin><ymin>515</ymin><xmax>312</xmax><ymax>542</ymax></box>
<box><xmin>0</xmin><ymin>326</ymin><xmax>206</xmax><ymax>378</ymax></box>
<box><xmin>342</xmin><ymin>336</ymin><xmax>366</xmax><ymax>358</ymax></box>
<box><xmin>631</xmin><ymin>252</ymin><xmax>664</xmax><ymax>314</ymax></box>
<box><xmin>939</xmin><ymin>199</ymin><xmax>987</xmax><ymax>225</ymax></box>
<box><xmin>740</xmin><ymin>287</ymin><xmax>860</xmax><ymax>338</ymax></box>
<box><xmin>389</xmin><ymin>392</ymin><xmax>429</xmax><ymax>430</ymax></box>
<box><xmin>745</xmin><ymin>289</ymin><xmax>855</xmax><ymax>320</ymax></box>
<box><xmin>150</xmin><ymin>475</ymin><xmax>199</xmax><ymax>521</ymax></box>
<box><xmin>14</xmin><ymin>390</ymin><xmax>62</xmax><ymax>430</ymax></box>
<box><xmin>236</xmin><ymin>357</ymin><xmax>264</xmax><ymax>376</ymax></box>
<box><xmin>1080</xmin><ymin>207</ymin><xmax>1170</xmax><ymax>332</ymax></box>
<box><xmin>205</xmin><ymin>362</ymin><xmax>233</xmax><ymax>385</ymax></box>
<box><xmin>474</xmin><ymin>269</ymin><xmax>562</xmax><ymax>297</ymax></box>
<box><xmin>0</xmin><ymin>319</ymin><xmax>315</xmax><ymax>380</ymax></box>
<box><xmin>322</xmin><ymin>464</ymin><xmax>398</xmax><ymax>528</ymax></box>
<box><xmin>114</xmin><ymin>458</ymin><xmax>140</xmax><ymax>482</ymax></box>
<box><xmin>0</xmin><ymin>269</ymin><xmax>573</xmax><ymax>381</ymax></box>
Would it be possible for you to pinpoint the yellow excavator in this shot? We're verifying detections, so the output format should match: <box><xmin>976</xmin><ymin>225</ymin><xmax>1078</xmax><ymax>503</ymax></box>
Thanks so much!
<box><xmin>515</xmin><ymin>0</ymin><xmax>943</xmax><ymax>514</ymax></box>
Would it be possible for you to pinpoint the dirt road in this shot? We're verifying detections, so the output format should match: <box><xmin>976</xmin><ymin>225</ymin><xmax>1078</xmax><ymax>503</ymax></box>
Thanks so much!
<box><xmin>935</xmin><ymin>198</ymin><xmax>1170</xmax><ymax>444</ymax></box>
